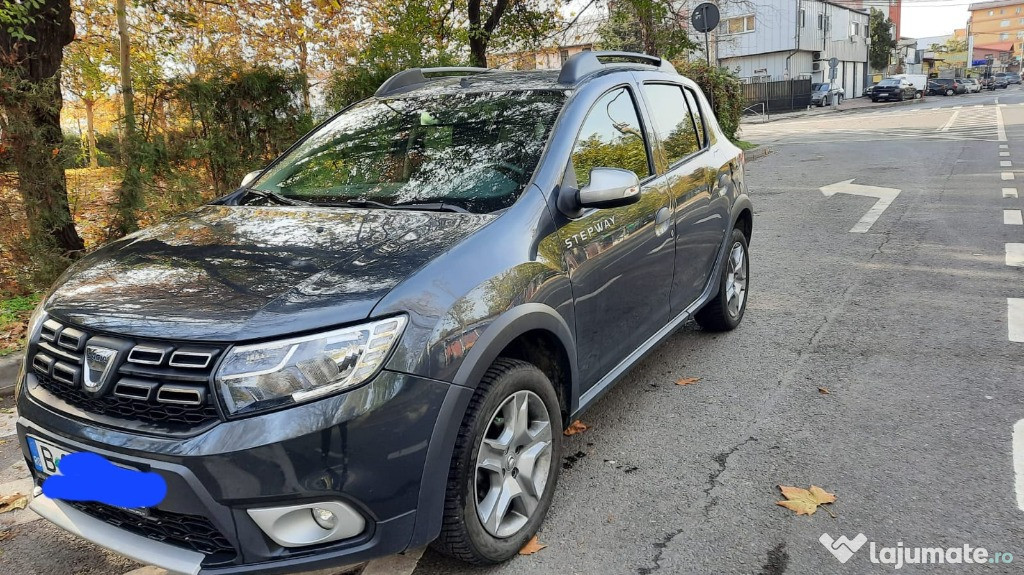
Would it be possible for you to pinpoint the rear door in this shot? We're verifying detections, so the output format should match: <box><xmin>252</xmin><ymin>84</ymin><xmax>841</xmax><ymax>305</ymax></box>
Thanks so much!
<box><xmin>637</xmin><ymin>80</ymin><xmax>727</xmax><ymax>312</ymax></box>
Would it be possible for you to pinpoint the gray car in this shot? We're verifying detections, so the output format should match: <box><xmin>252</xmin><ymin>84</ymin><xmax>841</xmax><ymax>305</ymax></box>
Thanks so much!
<box><xmin>812</xmin><ymin>82</ymin><xmax>845</xmax><ymax>106</ymax></box>
<box><xmin>15</xmin><ymin>51</ymin><xmax>753</xmax><ymax>573</ymax></box>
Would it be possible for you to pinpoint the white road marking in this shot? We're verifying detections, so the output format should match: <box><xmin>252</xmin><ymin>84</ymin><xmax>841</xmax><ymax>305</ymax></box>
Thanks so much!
<box><xmin>1002</xmin><ymin>161</ymin><xmax>1013</xmax><ymax>167</ymax></box>
<box><xmin>939</xmin><ymin>110</ymin><xmax>961</xmax><ymax>131</ymax></box>
<box><xmin>953</xmin><ymin>105</ymin><xmax>963</xmax><ymax>109</ymax></box>
<box><xmin>1003</xmin><ymin>172</ymin><xmax>1015</xmax><ymax>181</ymax></box>
<box><xmin>997</xmin><ymin>104</ymin><xmax>1008</xmax><ymax>141</ymax></box>
<box><xmin>1005</xmin><ymin>210</ymin><xmax>1024</xmax><ymax>225</ymax></box>
<box><xmin>1005</xmin><ymin>187</ymin><xmax>1020</xmax><ymax>198</ymax></box>
<box><xmin>820</xmin><ymin>179</ymin><xmax>901</xmax><ymax>233</ymax></box>
<box><xmin>1001</xmin><ymin>151</ymin><xmax>1011</xmax><ymax>157</ymax></box>
<box><xmin>1001</xmin><ymin>144</ymin><xmax>1010</xmax><ymax>149</ymax></box>
<box><xmin>1011</xmin><ymin>299</ymin><xmax>1024</xmax><ymax>343</ymax></box>
<box><xmin>1008</xmin><ymin>243</ymin><xmax>1024</xmax><ymax>267</ymax></box>
<box><xmin>362</xmin><ymin>547</ymin><xmax>426</xmax><ymax>575</ymax></box>
<box><xmin>1015</xmin><ymin>419</ymin><xmax>1024</xmax><ymax>512</ymax></box>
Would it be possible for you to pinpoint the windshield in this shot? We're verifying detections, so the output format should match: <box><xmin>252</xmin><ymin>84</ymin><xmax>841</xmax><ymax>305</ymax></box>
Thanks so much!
<box><xmin>251</xmin><ymin>90</ymin><xmax>566</xmax><ymax>213</ymax></box>
<box><xmin>878</xmin><ymin>79</ymin><xmax>900</xmax><ymax>86</ymax></box>
<box><xmin>812</xmin><ymin>83</ymin><xmax>829</xmax><ymax>91</ymax></box>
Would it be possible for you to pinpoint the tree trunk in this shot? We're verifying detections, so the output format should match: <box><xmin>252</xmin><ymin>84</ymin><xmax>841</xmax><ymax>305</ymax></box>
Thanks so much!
<box><xmin>84</xmin><ymin>98</ymin><xmax>98</xmax><ymax>169</ymax></box>
<box><xmin>112</xmin><ymin>0</ymin><xmax>142</xmax><ymax>237</ymax></box>
<box><xmin>467</xmin><ymin>0</ymin><xmax>510</xmax><ymax>68</ymax></box>
<box><xmin>298</xmin><ymin>42</ymin><xmax>311</xmax><ymax>113</ymax></box>
<box><xmin>0</xmin><ymin>0</ymin><xmax>85</xmax><ymax>260</ymax></box>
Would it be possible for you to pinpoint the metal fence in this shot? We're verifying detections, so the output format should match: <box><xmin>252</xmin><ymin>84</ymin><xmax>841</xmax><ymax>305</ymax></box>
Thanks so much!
<box><xmin>741</xmin><ymin>79</ymin><xmax>813</xmax><ymax>113</ymax></box>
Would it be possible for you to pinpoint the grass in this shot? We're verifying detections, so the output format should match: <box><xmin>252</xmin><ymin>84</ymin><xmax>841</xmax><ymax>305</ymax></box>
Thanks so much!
<box><xmin>733</xmin><ymin>139</ymin><xmax>758</xmax><ymax>151</ymax></box>
<box><xmin>0</xmin><ymin>293</ymin><xmax>40</xmax><ymax>357</ymax></box>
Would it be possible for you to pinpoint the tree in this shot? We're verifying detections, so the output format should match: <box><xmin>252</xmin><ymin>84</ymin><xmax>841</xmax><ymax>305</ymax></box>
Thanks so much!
<box><xmin>0</xmin><ymin>0</ymin><xmax>86</xmax><ymax>270</ymax></box>
<box><xmin>868</xmin><ymin>8</ymin><xmax>896</xmax><ymax>72</ymax></box>
<box><xmin>64</xmin><ymin>0</ymin><xmax>116</xmax><ymax>169</ymax></box>
<box><xmin>598</xmin><ymin>0</ymin><xmax>694</xmax><ymax>60</ymax></box>
<box><xmin>467</xmin><ymin>0</ymin><xmax>558</xmax><ymax>67</ymax></box>
<box><xmin>109</xmin><ymin>0</ymin><xmax>143</xmax><ymax>237</ymax></box>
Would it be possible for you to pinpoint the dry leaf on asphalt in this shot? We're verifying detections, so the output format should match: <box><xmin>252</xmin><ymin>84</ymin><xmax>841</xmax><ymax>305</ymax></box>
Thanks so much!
<box><xmin>776</xmin><ymin>485</ymin><xmax>836</xmax><ymax>516</ymax></box>
<box><xmin>563</xmin><ymin>420</ymin><xmax>588</xmax><ymax>436</ymax></box>
<box><xmin>0</xmin><ymin>493</ymin><xmax>28</xmax><ymax>514</ymax></box>
<box><xmin>675</xmin><ymin>377</ymin><xmax>701</xmax><ymax>386</ymax></box>
<box><xmin>818</xmin><ymin>387</ymin><xmax>830</xmax><ymax>394</ymax></box>
<box><xmin>518</xmin><ymin>535</ymin><xmax>547</xmax><ymax>555</ymax></box>
<box><xmin>0</xmin><ymin>528</ymin><xmax>18</xmax><ymax>541</ymax></box>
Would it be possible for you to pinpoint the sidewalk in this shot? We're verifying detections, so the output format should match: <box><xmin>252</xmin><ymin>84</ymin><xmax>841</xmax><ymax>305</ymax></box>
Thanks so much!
<box><xmin>742</xmin><ymin>95</ymin><xmax>928</xmax><ymax>124</ymax></box>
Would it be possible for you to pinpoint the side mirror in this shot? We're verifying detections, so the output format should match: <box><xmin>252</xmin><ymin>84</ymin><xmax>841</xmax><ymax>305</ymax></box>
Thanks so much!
<box><xmin>577</xmin><ymin>167</ymin><xmax>641</xmax><ymax>209</ymax></box>
<box><xmin>240</xmin><ymin>170</ymin><xmax>262</xmax><ymax>188</ymax></box>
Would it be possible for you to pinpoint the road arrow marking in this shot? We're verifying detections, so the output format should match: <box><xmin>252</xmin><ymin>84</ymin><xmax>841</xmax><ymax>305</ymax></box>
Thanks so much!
<box><xmin>820</xmin><ymin>179</ymin><xmax>901</xmax><ymax>233</ymax></box>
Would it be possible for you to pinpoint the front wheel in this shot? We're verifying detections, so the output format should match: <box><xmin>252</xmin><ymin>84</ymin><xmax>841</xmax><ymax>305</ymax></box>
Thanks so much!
<box><xmin>432</xmin><ymin>359</ymin><xmax>563</xmax><ymax>564</ymax></box>
<box><xmin>914</xmin><ymin>91</ymin><xmax>922</xmax><ymax>99</ymax></box>
<box><xmin>946</xmin><ymin>89</ymin><xmax>954</xmax><ymax>96</ymax></box>
<box><xmin>695</xmin><ymin>228</ymin><xmax>750</xmax><ymax>331</ymax></box>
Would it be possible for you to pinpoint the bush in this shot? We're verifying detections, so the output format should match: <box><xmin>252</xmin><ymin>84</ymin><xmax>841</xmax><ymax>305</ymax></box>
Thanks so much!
<box><xmin>674</xmin><ymin>59</ymin><xmax>745</xmax><ymax>142</ymax></box>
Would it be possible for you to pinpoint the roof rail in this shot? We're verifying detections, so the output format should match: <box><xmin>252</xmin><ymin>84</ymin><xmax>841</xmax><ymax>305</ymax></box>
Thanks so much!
<box><xmin>558</xmin><ymin>51</ymin><xmax>677</xmax><ymax>85</ymax></box>
<box><xmin>375</xmin><ymin>67</ymin><xmax>492</xmax><ymax>97</ymax></box>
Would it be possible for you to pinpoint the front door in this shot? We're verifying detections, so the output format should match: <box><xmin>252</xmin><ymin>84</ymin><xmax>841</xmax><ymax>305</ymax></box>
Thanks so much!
<box><xmin>559</xmin><ymin>86</ymin><xmax>674</xmax><ymax>389</ymax></box>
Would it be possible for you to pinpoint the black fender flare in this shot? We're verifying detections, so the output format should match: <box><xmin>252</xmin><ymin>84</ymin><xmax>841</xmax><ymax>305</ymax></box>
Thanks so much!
<box><xmin>407</xmin><ymin>303</ymin><xmax>578</xmax><ymax>548</ymax></box>
<box><xmin>731</xmin><ymin>193</ymin><xmax>753</xmax><ymax>238</ymax></box>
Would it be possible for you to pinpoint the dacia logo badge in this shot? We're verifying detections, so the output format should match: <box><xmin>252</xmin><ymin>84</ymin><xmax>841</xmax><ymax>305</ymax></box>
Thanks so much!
<box><xmin>84</xmin><ymin>345</ymin><xmax>118</xmax><ymax>393</ymax></box>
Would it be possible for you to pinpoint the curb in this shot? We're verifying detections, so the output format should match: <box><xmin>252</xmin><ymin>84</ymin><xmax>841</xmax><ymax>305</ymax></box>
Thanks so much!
<box><xmin>0</xmin><ymin>354</ymin><xmax>21</xmax><ymax>397</ymax></box>
<box><xmin>745</xmin><ymin>146</ymin><xmax>773</xmax><ymax>162</ymax></box>
<box><xmin>742</xmin><ymin>96</ymin><xmax>927</xmax><ymax>125</ymax></box>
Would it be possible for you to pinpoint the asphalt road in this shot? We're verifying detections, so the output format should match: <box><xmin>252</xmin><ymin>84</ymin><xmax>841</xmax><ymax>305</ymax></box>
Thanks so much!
<box><xmin>2</xmin><ymin>88</ymin><xmax>1024</xmax><ymax>574</ymax></box>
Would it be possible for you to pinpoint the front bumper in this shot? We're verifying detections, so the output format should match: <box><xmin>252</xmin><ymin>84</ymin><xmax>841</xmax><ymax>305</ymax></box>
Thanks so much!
<box><xmin>17</xmin><ymin>369</ymin><xmax>472</xmax><ymax>574</ymax></box>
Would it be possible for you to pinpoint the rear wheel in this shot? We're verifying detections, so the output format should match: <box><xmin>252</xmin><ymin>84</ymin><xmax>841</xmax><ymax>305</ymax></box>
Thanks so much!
<box><xmin>946</xmin><ymin>88</ymin><xmax>954</xmax><ymax>96</ymax></box>
<box><xmin>432</xmin><ymin>359</ymin><xmax>562</xmax><ymax>564</ymax></box>
<box><xmin>695</xmin><ymin>228</ymin><xmax>750</xmax><ymax>332</ymax></box>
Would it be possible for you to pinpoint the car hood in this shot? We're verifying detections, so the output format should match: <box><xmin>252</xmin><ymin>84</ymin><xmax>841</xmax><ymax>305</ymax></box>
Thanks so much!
<box><xmin>46</xmin><ymin>205</ymin><xmax>496</xmax><ymax>341</ymax></box>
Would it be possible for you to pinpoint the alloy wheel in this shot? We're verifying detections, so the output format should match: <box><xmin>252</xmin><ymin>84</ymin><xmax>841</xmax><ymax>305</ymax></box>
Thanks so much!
<box><xmin>724</xmin><ymin>241</ymin><xmax>748</xmax><ymax>318</ymax></box>
<box><xmin>475</xmin><ymin>390</ymin><xmax>553</xmax><ymax>538</ymax></box>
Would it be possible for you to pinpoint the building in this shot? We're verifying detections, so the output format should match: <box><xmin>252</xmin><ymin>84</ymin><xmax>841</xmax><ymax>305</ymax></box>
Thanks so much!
<box><xmin>716</xmin><ymin>1</ymin><xmax>870</xmax><ymax>97</ymax></box>
<box><xmin>491</xmin><ymin>16</ymin><xmax>604</xmax><ymax>70</ymax></box>
<box><xmin>968</xmin><ymin>0</ymin><xmax>1024</xmax><ymax>71</ymax></box>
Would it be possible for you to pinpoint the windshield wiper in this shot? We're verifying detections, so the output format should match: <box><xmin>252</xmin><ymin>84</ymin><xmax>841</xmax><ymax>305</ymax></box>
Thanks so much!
<box><xmin>392</xmin><ymin>201</ymin><xmax>470</xmax><ymax>213</ymax></box>
<box><xmin>317</xmin><ymin>199</ymin><xmax>470</xmax><ymax>213</ymax></box>
<box><xmin>240</xmin><ymin>188</ymin><xmax>310</xmax><ymax>206</ymax></box>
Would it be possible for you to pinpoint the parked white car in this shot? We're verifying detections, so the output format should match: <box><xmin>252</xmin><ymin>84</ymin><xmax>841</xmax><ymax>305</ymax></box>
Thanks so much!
<box><xmin>961</xmin><ymin>78</ymin><xmax>982</xmax><ymax>93</ymax></box>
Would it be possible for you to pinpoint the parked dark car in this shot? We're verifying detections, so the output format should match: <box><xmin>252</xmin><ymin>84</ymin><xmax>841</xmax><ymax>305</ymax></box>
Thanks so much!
<box><xmin>872</xmin><ymin>77</ymin><xmax>916</xmax><ymax>101</ymax></box>
<box><xmin>1006</xmin><ymin>72</ymin><xmax>1022</xmax><ymax>85</ymax></box>
<box><xmin>993</xmin><ymin>73</ymin><xmax>1010</xmax><ymax>89</ymax></box>
<box><xmin>928</xmin><ymin>78</ymin><xmax>967</xmax><ymax>96</ymax></box>
<box><xmin>863</xmin><ymin>84</ymin><xmax>877</xmax><ymax>97</ymax></box>
<box><xmin>811</xmin><ymin>82</ymin><xmax>845</xmax><ymax>106</ymax></box>
<box><xmin>15</xmin><ymin>51</ymin><xmax>752</xmax><ymax>573</ymax></box>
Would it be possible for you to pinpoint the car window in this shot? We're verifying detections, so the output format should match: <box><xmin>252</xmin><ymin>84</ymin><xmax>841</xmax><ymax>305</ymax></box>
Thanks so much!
<box><xmin>252</xmin><ymin>90</ymin><xmax>566</xmax><ymax>213</ymax></box>
<box><xmin>683</xmin><ymin>88</ymin><xmax>708</xmax><ymax>147</ymax></box>
<box><xmin>570</xmin><ymin>88</ymin><xmax>652</xmax><ymax>188</ymax></box>
<box><xmin>642</xmin><ymin>84</ymin><xmax>701</xmax><ymax>165</ymax></box>
<box><xmin>879</xmin><ymin>79</ymin><xmax>899</xmax><ymax>86</ymax></box>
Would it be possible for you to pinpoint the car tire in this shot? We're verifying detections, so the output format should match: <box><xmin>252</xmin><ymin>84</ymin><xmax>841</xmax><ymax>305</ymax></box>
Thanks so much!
<box><xmin>695</xmin><ymin>228</ymin><xmax>750</xmax><ymax>332</ymax></box>
<box><xmin>432</xmin><ymin>358</ymin><xmax>563</xmax><ymax>565</ymax></box>
<box><xmin>871</xmin><ymin>98</ymin><xmax>878</xmax><ymax>103</ymax></box>
<box><xmin>946</xmin><ymin>89</ymin><xmax>954</xmax><ymax>96</ymax></box>
<box><xmin>897</xmin><ymin>92</ymin><xmax>904</xmax><ymax>101</ymax></box>
<box><xmin>914</xmin><ymin>91</ymin><xmax>922</xmax><ymax>99</ymax></box>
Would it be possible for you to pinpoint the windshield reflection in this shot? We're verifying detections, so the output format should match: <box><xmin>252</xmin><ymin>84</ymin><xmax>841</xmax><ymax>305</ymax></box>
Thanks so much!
<box><xmin>252</xmin><ymin>91</ymin><xmax>566</xmax><ymax>213</ymax></box>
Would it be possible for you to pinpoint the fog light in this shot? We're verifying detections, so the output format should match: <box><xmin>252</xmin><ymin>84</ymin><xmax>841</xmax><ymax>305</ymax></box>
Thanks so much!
<box><xmin>311</xmin><ymin>507</ymin><xmax>337</xmax><ymax>530</ymax></box>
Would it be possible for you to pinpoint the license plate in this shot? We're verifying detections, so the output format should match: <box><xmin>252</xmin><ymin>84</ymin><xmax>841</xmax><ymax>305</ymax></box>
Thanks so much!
<box><xmin>26</xmin><ymin>436</ymin><xmax>73</xmax><ymax>476</ymax></box>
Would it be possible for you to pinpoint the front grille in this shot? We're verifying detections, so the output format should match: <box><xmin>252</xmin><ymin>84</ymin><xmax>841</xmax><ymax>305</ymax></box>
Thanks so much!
<box><xmin>37</xmin><ymin>374</ymin><xmax>220</xmax><ymax>425</ymax></box>
<box><xmin>29</xmin><ymin>319</ymin><xmax>223</xmax><ymax>432</ymax></box>
<box><xmin>68</xmin><ymin>501</ymin><xmax>236</xmax><ymax>563</ymax></box>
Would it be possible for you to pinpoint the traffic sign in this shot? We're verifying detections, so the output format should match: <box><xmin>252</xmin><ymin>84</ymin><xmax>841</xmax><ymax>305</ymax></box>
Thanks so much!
<box><xmin>690</xmin><ymin>3</ymin><xmax>720</xmax><ymax>33</ymax></box>
<box><xmin>829</xmin><ymin>57</ymin><xmax>839</xmax><ymax>68</ymax></box>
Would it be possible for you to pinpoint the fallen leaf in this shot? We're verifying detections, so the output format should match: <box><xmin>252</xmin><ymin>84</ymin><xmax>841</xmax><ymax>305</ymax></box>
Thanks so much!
<box><xmin>0</xmin><ymin>527</ymin><xmax>18</xmax><ymax>541</ymax></box>
<box><xmin>563</xmin><ymin>420</ymin><xmax>588</xmax><ymax>436</ymax></box>
<box><xmin>675</xmin><ymin>377</ymin><xmax>701</xmax><ymax>386</ymax></box>
<box><xmin>818</xmin><ymin>387</ymin><xmax>830</xmax><ymax>394</ymax></box>
<box><xmin>776</xmin><ymin>485</ymin><xmax>836</xmax><ymax>516</ymax></box>
<box><xmin>518</xmin><ymin>535</ymin><xmax>547</xmax><ymax>555</ymax></box>
<box><xmin>0</xmin><ymin>493</ymin><xmax>28</xmax><ymax>514</ymax></box>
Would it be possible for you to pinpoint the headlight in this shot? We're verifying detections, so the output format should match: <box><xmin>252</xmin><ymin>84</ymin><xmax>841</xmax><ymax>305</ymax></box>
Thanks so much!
<box><xmin>215</xmin><ymin>316</ymin><xmax>407</xmax><ymax>415</ymax></box>
<box><xmin>18</xmin><ymin>298</ymin><xmax>48</xmax><ymax>400</ymax></box>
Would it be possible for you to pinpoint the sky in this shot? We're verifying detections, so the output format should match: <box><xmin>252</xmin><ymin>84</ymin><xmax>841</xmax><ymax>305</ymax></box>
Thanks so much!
<box><xmin>898</xmin><ymin>1</ymin><xmax>972</xmax><ymax>38</ymax></box>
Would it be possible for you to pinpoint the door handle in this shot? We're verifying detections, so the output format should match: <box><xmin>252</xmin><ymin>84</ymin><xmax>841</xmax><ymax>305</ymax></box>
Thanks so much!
<box><xmin>655</xmin><ymin>207</ymin><xmax>671</xmax><ymax>237</ymax></box>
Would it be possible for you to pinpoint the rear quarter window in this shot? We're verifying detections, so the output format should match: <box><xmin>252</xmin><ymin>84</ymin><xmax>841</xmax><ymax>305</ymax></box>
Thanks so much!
<box><xmin>642</xmin><ymin>84</ymin><xmax>701</xmax><ymax>165</ymax></box>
